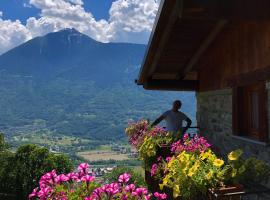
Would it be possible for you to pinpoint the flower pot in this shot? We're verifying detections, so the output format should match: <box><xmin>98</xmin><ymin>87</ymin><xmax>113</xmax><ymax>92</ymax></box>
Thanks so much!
<box><xmin>208</xmin><ymin>184</ymin><xmax>244</xmax><ymax>200</ymax></box>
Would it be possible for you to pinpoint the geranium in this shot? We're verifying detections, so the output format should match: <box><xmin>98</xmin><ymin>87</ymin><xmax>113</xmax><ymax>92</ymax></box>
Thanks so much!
<box><xmin>125</xmin><ymin>120</ymin><xmax>149</xmax><ymax>148</ymax></box>
<box><xmin>150</xmin><ymin>164</ymin><xmax>158</xmax><ymax>177</ymax></box>
<box><xmin>154</xmin><ymin>192</ymin><xmax>167</xmax><ymax>200</ymax></box>
<box><xmin>29</xmin><ymin>163</ymin><xmax>158</xmax><ymax>200</ymax></box>
<box><xmin>171</xmin><ymin>134</ymin><xmax>211</xmax><ymax>154</ymax></box>
<box><xmin>118</xmin><ymin>173</ymin><xmax>131</xmax><ymax>183</ymax></box>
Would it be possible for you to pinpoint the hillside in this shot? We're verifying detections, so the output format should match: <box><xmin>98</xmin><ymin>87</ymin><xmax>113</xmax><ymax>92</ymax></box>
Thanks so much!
<box><xmin>0</xmin><ymin>29</ymin><xmax>196</xmax><ymax>142</ymax></box>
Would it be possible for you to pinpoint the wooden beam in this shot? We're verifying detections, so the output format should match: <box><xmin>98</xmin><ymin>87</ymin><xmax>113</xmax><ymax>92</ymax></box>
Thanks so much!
<box><xmin>137</xmin><ymin>0</ymin><xmax>183</xmax><ymax>85</ymax></box>
<box><xmin>177</xmin><ymin>20</ymin><xmax>227</xmax><ymax>79</ymax></box>
<box><xmin>143</xmin><ymin>79</ymin><xmax>199</xmax><ymax>91</ymax></box>
<box><xmin>227</xmin><ymin>67</ymin><xmax>270</xmax><ymax>87</ymax></box>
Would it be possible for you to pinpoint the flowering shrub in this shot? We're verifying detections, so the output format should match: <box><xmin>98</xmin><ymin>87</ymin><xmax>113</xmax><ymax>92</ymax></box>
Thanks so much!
<box><xmin>29</xmin><ymin>163</ymin><xmax>167</xmax><ymax>200</ymax></box>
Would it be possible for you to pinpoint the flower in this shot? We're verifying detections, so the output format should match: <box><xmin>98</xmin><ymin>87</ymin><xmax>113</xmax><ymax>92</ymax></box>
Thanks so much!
<box><xmin>118</xmin><ymin>173</ymin><xmax>131</xmax><ymax>183</ymax></box>
<box><xmin>81</xmin><ymin>175</ymin><xmax>95</xmax><ymax>184</ymax></box>
<box><xmin>173</xmin><ymin>185</ymin><xmax>180</xmax><ymax>198</ymax></box>
<box><xmin>55</xmin><ymin>174</ymin><xmax>69</xmax><ymax>184</ymax></box>
<box><xmin>125</xmin><ymin>184</ymin><xmax>136</xmax><ymax>192</ymax></box>
<box><xmin>213</xmin><ymin>159</ymin><xmax>224</xmax><ymax>167</ymax></box>
<box><xmin>132</xmin><ymin>187</ymin><xmax>148</xmax><ymax>198</ymax></box>
<box><xmin>78</xmin><ymin>163</ymin><xmax>90</xmax><ymax>173</ymax></box>
<box><xmin>228</xmin><ymin>149</ymin><xmax>243</xmax><ymax>161</ymax></box>
<box><xmin>206</xmin><ymin>171</ymin><xmax>214</xmax><ymax>180</ymax></box>
<box><xmin>154</xmin><ymin>192</ymin><xmax>167</xmax><ymax>200</ymax></box>
<box><xmin>151</xmin><ymin>164</ymin><xmax>158</xmax><ymax>177</ymax></box>
<box><xmin>29</xmin><ymin>187</ymin><xmax>39</xmax><ymax>199</ymax></box>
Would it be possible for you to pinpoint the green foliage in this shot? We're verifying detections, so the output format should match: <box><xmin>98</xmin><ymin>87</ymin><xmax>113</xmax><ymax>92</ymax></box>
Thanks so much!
<box><xmin>104</xmin><ymin>166</ymin><xmax>146</xmax><ymax>187</ymax></box>
<box><xmin>0</xmin><ymin>133</ymin><xmax>8</xmax><ymax>151</ymax></box>
<box><xmin>231</xmin><ymin>157</ymin><xmax>270</xmax><ymax>187</ymax></box>
<box><xmin>0</xmin><ymin>142</ymin><xmax>73</xmax><ymax>199</ymax></box>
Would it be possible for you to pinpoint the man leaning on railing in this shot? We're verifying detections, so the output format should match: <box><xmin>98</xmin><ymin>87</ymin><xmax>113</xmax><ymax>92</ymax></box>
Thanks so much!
<box><xmin>151</xmin><ymin>100</ymin><xmax>192</xmax><ymax>140</ymax></box>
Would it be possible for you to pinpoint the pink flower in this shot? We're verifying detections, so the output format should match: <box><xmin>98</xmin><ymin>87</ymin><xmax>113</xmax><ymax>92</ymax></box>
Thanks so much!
<box><xmin>28</xmin><ymin>187</ymin><xmax>38</xmax><ymax>199</ymax></box>
<box><xmin>154</xmin><ymin>192</ymin><xmax>167</xmax><ymax>200</ymax></box>
<box><xmin>55</xmin><ymin>174</ymin><xmax>69</xmax><ymax>184</ymax></box>
<box><xmin>121</xmin><ymin>194</ymin><xmax>128</xmax><ymax>200</ymax></box>
<box><xmin>125</xmin><ymin>184</ymin><xmax>136</xmax><ymax>193</ymax></box>
<box><xmin>78</xmin><ymin>163</ymin><xmax>90</xmax><ymax>174</ymax></box>
<box><xmin>66</xmin><ymin>172</ymin><xmax>78</xmax><ymax>181</ymax></box>
<box><xmin>81</xmin><ymin>175</ymin><xmax>95</xmax><ymax>184</ymax></box>
<box><xmin>150</xmin><ymin>164</ymin><xmax>158</xmax><ymax>177</ymax></box>
<box><xmin>37</xmin><ymin>187</ymin><xmax>52</xmax><ymax>199</ymax></box>
<box><xmin>118</xmin><ymin>173</ymin><xmax>131</xmax><ymax>183</ymax></box>
<box><xmin>39</xmin><ymin>170</ymin><xmax>57</xmax><ymax>187</ymax></box>
<box><xmin>157</xmin><ymin>156</ymin><xmax>162</xmax><ymax>162</ymax></box>
<box><xmin>132</xmin><ymin>187</ymin><xmax>148</xmax><ymax>198</ymax></box>
<box><xmin>165</xmin><ymin>157</ymin><xmax>171</xmax><ymax>162</ymax></box>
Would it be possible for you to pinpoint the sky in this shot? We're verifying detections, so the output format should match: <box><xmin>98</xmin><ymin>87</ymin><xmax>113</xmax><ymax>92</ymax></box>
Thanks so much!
<box><xmin>0</xmin><ymin>0</ymin><xmax>160</xmax><ymax>55</ymax></box>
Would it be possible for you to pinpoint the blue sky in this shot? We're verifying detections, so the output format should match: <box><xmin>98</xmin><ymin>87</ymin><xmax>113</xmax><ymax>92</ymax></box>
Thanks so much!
<box><xmin>0</xmin><ymin>0</ymin><xmax>112</xmax><ymax>23</ymax></box>
<box><xmin>0</xmin><ymin>0</ymin><xmax>160</xmax><ymax>54</ymax></box>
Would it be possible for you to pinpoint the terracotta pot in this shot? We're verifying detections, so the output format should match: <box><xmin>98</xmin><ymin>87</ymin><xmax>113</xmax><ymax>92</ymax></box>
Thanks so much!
<box><xmin>208</xmin><ymin>184</ymin><xmax>244</xmax><ymax>200</ymax></box>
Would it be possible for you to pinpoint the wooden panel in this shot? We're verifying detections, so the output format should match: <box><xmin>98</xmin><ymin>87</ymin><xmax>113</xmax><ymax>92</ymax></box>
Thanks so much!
<box><xmin>199</xmin><ymin>21</ymin><xmax>270</xmax><ymax>91</ymax></box>
<box><xmin>233</xmin><ymin>82</ymin><xmax>268</xmax><ymax>142</ymax></box>
<box><xmin>155</xmin><ymin>18</ymin><xmax>217</xmax><ymax>75</ymax></box>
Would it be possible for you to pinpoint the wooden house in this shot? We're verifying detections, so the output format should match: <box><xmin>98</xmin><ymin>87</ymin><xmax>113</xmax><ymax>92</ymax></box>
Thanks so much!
<box><xmin>137</xmin><ymin>0</ymin><xmax>270</xmax><ymax>162</ymax></box>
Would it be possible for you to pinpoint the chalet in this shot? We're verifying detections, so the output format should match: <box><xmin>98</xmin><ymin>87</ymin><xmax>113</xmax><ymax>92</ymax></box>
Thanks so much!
<box><xmin>137</xmin><ymin>0</ymin><xmax>270</xmax><ymax>163</ymax></box>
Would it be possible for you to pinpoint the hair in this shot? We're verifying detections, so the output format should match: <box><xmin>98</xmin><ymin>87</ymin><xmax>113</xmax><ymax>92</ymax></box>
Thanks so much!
<box><xmin>174</xmin><ymin>100</ymin><xmax>182</xmax><ymax>107</ymax></box>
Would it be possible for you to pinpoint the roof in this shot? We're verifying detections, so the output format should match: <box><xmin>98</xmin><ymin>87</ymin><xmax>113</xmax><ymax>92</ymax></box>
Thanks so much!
<box><xmin>136</xmin><ymin>0</ymin><xmax>270</xmax><ymax>91</ymax></box>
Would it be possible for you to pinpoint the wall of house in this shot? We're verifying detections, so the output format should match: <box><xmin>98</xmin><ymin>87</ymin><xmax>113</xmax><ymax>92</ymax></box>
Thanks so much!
<box><xmin>196</xmin><ymin>87</ymin><xmax>270</xmax><ymax>164</ymax></box>
<box><xmin>198</xmin><ymin>21</ymin><xmax>270</xmax><ymax>92</ymax></box>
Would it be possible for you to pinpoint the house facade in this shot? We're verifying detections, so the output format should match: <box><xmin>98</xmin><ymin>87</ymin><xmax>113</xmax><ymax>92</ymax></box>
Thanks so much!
<box><xmin>137</xmin><ymin>0</ymin><xmax>270</xmax><ymax>163</ymax></box>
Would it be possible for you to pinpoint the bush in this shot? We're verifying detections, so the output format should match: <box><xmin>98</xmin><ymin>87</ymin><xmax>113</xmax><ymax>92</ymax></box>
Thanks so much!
<box><xmin>0</xmin><ymin>143</ymin><xmax>73</xmax><ymax>199</ymax></box>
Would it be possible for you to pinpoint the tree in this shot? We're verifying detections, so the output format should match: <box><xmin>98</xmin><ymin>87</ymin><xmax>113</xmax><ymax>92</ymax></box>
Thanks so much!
<box><xmin>0</xmin><ymin>142</ymin><xmax>73</xmax><ymax>199</ymax></box>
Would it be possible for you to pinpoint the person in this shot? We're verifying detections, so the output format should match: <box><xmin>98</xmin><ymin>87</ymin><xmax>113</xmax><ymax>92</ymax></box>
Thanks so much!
<box><xmin>151</xmin><ymin>100</ymin><xmax>192</xmax><ymax>140</ymax></box>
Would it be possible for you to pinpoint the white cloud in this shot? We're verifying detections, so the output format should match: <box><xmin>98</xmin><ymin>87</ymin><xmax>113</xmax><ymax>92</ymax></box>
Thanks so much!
<box><xmin>0</xmin><ymin>11</ymin><xmax>3</xmax><ymax>17</ymax></box>
<box><xmin>0</xmin><ymin>18</ymin><xmax>32</xmax><ymax>54</ymax></box>
<box><xmin>0</xmin><ymin>0</ymin><xmax>160</xmax><ymax>54</ymax></box>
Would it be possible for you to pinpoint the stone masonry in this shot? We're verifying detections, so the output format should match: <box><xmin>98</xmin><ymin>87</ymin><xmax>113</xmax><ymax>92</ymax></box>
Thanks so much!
<box><xmin>196</xmin><ymin>87</ymin><xmax>270</xmax><ymax>164</ymax></box>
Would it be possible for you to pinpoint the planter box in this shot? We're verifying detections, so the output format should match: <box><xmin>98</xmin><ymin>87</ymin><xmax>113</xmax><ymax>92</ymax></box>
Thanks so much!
<box><xmin>208</xmin><ymin>184</ymin><xmax>244</xmax><ymax>200</ymax></box>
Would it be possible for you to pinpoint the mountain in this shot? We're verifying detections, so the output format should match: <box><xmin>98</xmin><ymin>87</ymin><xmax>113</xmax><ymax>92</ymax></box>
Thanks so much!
<box><xmin>0</xmin><ymin>29</ymin><xmax>196</xmax><ymax>141</ymax></box>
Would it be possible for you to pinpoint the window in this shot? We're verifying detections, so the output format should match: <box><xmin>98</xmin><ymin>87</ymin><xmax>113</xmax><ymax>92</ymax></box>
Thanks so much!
<box><xmin>233</xmin><ymin>82</ymin><xmax>268</xmax><ymax>142</ymax></box>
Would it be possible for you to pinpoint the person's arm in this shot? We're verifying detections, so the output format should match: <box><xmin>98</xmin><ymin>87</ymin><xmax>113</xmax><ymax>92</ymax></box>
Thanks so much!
<box><xmin>182</xmin><ymin>117</ymin><xmax>192</xmax><ymax>134</ymax></box>
<box><xmin>151</xmin><ymin>115</ymin><xmax>165</xmax><ymax>127</ymax></box>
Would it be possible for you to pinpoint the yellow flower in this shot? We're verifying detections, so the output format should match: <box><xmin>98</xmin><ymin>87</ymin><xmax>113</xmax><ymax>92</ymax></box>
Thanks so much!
<box><xmin>228</xmin><ymin>149</ymin><xmax>243</xmax><ymax>161</ymax></box>
<box><xmin>173</xmin><ymin>185</ymin><xmax>180</xmax><ymax>198</ymax></box>
<box><xmin>188</xmin><ymin>166</ymin><xmax>198</xmax><ymax>177</ymax></box>
<box><xmin>213</xmin><ymin>159</ymin><xmax>224</xmax><ymax>167</ymax></box>
<box><xmin>206</xmin><ymin>171</ymin><xmax>214</xmax><ymax>180</ymax></box>
<box><xmin>200</xmin><ymin>151</ymin><xmax>210</xmax><ymax>160</ymax></box>
<box><xmin>231</xmin><ymin>168</ymin><xmax>237</xmax><ymax>178</ymax></box>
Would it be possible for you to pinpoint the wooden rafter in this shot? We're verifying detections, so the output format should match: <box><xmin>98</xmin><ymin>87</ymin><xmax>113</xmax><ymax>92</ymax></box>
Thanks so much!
<box><xmin>177</xmin><ymin>20</ymin><xmax>227</xmax><ymax>79</ymax></box>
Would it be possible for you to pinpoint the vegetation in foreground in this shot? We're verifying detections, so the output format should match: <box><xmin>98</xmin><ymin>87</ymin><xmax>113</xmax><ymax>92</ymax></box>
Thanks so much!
<box><xmin>0</xmin><ymin>134</ymin><xmax>73</xmax><ymax>199</ymax></box>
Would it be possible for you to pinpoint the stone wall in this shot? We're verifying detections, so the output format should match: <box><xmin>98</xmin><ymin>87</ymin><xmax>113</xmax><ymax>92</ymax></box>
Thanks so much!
<box><xmin>196</xmin><ymin>88</ymin><xmax>270</xmax><ymax>164</ymax></box>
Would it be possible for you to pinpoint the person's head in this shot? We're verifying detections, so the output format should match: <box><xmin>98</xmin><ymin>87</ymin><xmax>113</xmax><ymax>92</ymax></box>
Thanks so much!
<box><xmin>172</xmin><ymin>100</ymin><xmax>182</xmax><ymax>111</ymax></box>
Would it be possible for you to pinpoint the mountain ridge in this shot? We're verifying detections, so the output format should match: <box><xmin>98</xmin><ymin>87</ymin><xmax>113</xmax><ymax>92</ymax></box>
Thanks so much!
<box><xmin>0</xmin><ymin>29</ymin><xmax>196</xmax><ymax>141</ymax></box>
